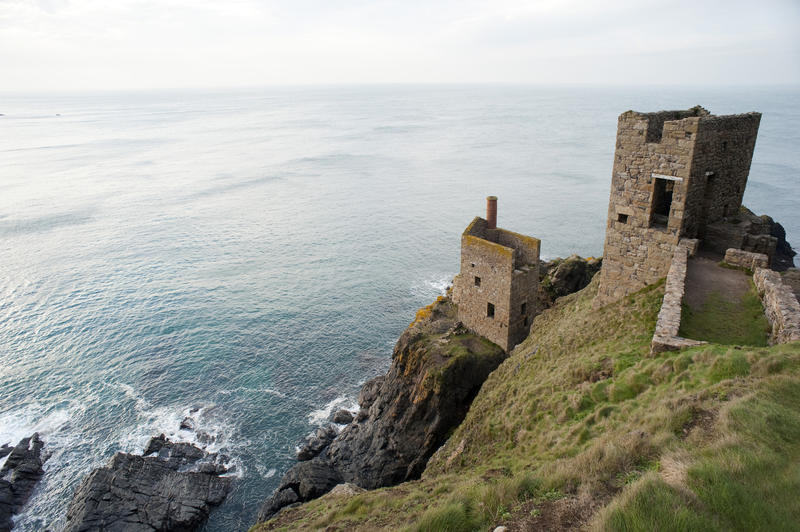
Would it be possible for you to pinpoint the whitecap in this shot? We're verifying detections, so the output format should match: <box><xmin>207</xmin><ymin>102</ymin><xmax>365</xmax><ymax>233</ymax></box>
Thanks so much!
<box><xmin>410</xmin><ymin>274</ymin><xmax>454</xmax><ymax>300</ymax></box>
<box><xmin>306</xmin><ymin>396</ymin><xmax>358</xmax><ymax>426</ymax></box>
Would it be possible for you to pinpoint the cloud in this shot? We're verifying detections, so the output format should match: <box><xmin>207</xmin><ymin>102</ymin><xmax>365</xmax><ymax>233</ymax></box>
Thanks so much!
<box><xmin>0</xmin><ymin>0</ymin><xmax>797</xmax><ymax>89</ymax></box>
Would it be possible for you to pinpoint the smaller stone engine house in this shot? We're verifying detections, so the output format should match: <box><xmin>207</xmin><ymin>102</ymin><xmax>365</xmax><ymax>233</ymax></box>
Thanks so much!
<box><xmin>452</xmin><ymin>197</ymin><xmax>540</xmax><ymax>351</ymax></box>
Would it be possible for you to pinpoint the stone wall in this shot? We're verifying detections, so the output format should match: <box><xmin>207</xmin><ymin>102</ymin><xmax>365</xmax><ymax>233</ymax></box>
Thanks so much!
<box><xmin>753</xmin><ymin>268</ymin><xmax>800</xmax><ymax>344</ymax></box>
<box><xmin>452</xmin><ymin>217</ymin><xmax>539</xmax><ymax>351</ymax></box>
<box><xmin>687</xmin><ymin>114</ymin><xmax>761</xmax><ymax>238</ymax></box>
<box><xmin>596</xmin><ymin>107</ymin><xmax>761</xmax><ymax>306</ymax></box>
<box><xmin>651</xmin><ymin>246</ymin><xmax>707</xmax><ymax>354</ymax></box>
<box><xmin>723</xmin><ymin>248</ymin><xmax>769</xmax><ymax>271</ymax></box>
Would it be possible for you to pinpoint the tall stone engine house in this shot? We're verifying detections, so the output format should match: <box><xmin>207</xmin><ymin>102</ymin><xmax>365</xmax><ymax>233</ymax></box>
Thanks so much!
<box><xmin>452</xmin><ymin>197</ymin><xmax>540</xmax><ymax>351</ymax></box>
<box><xmin>596</xmin><ymin>106</ymin><xmax>762</xmax><ymax>304</ymax></box>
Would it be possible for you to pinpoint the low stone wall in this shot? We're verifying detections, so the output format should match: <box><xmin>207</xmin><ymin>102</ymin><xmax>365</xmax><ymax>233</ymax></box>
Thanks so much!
<box><xmin>753</xmin><ymin>268</ymin><xmax>800</xmax><ymax>344</ymax></box>
<box><xmin>724</xmin><ymin>248</ymin><xmax>769</xmax><ymax>271</ymax></box>
<box><xmin>651</xmin><ymin>246</ymin><xmax>708</xmax><ymax>354</ymax></box>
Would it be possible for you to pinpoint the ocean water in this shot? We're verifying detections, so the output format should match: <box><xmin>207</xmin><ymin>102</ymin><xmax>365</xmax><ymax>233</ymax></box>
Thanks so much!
<box><xmin>0</xmin><ymin>85</ymin><xmax>797</xmax><ymax>530</ymax></box>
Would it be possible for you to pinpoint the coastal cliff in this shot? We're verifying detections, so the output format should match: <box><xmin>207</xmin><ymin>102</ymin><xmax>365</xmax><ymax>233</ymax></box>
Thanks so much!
<box><xmin>255</xmin><ymin>257</ymin><xmax>603</xmax><ymax>525</ymax></box>
<box><xmin>257</xmin><ymin>296</ymin><xmax>507</xmax><ymax>520</ymax></box>
<box><xmin>253</xmin><ymin>265</ymin><xmax>800</xmax><ymax>531</ymax></box>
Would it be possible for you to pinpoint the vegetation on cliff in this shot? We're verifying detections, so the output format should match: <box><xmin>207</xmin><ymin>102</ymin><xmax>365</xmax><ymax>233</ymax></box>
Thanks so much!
<box><xmin>253</xmin><ymin>276</ymin><xmax>800</xmax><ymax>531</ymax></box>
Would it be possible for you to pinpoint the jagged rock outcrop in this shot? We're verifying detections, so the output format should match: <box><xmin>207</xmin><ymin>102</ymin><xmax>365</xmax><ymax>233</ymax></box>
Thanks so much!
<box><xmin>704</xmin><ymin>206</ymin><xmax>796</xmax><ymax>270</ymax></box>
<box><xmin>64</xmin><ymin>435</ymin><xmax>231</xmax><ymax>532</ymax></box>
<box><xmin>257</xmin><ymin>297</ymin><xmax>506</xmax><ymax>522</ymax></box>
<box><xmin>539</xmin><ymin>255</ymin><xmax>602</xmax><ymax>308</ymax></box>
<box><xmin>0</xmin><ymin>433</ymin><xmax>47</xmax><ymax>532</ymax></box>
<box><xmin>296</xmin><ymin>425</ymin><xmax>337</xmax><ymax>461</ymax></box>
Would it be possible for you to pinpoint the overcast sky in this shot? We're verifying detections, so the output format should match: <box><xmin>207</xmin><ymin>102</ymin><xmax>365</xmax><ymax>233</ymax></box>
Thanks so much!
<box><xmin>2</xmin><ymin>0</ymin><xmax>798</xmax><ymax>90</ymax></box>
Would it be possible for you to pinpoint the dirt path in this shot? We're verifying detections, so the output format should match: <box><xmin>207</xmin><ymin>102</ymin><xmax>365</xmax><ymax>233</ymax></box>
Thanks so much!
<box><xmin>684</xmin><ymin>256</ymin><xmax>751</xmax><ymax>310</ymax></box>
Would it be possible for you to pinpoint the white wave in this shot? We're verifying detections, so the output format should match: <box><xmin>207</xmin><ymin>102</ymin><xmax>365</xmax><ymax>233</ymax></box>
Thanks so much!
<box><xmin>410</xmin><ymin>274</ymin><xmax>454</xmax><ymax>300</ymax></box>
<box><xmin>255</xmin><ymin>463</ymin><xmax>277</xmax><ymax>479</ymax></box>
<box><xmin>0</xmin><ymin>403</ymin><xmax>79</xmax><ymax>471</ymax></box>
<box><xmin>118</xmin><ymin>403</ymin><xmax>246</xmax><ymax>479</ymax></box>
<box><xmin>216</xmin><ymin>386</ymin><xmax>286</xmax><ymax>399</ymax></box>
<box><xmin>307</xmin><ymin>396</ymin><xmax>358</xmax><ymax>426</ymax></box>
<box><xmin>116</xmin><ymin>382</ymin><xmax>152</xmax><ymax>411</ymax></box>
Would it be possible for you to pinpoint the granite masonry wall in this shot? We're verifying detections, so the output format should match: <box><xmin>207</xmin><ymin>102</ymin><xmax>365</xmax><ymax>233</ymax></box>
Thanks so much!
<box><xmin>596</xmin><ymin>107</ymin><xmax>761</xmax><ymax>306</ymax></box>
<box><xmin>651</xmin><ymin>245</ymin><xmax>707</xmax><ymax>354</ymax></box>
<box><xmin>452</xmin><ymin>217</ymin><xmax>540</xmax><ymax>351</ymax></box>
<box><xmin>753</xmin><ymin>268</ymin><xmax>800</xmax><ymax>344</ymax></box>
<box><xmin>723</xmin><ymin>248</ymin><xmax>769</xmax><ymax>271</ymax></box>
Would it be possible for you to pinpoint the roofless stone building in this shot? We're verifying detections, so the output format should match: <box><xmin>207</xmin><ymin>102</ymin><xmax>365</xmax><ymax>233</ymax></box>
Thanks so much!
<box><xmin>596</xmin><ymin>106</ymin><xmax>765</xmax><ymax>304</ymax></box>
<box><xmin>452</xmin><ymin>197</ymin><xmax>540</xmax><ymax>351</ymax></box>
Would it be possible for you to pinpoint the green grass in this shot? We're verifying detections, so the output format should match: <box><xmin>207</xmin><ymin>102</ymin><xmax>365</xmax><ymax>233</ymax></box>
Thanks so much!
<box><xmin>598</xmin><ymin>377</ymin><xmax>800</xmax><ymax>531</ymax></box>
<box><xmin>679</xmin><ymin>284</ymin><xmax>769</xmax><ymax>346</ymax></box>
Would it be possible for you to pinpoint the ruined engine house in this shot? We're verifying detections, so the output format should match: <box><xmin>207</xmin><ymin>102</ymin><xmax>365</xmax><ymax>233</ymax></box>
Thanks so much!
<box><xmin>452</xmin><ymin>197</ymin><xmax>540</xmax><ymax>351</ymax></box>
<box><xmin>596</xmin><ymin>106</ymin><xmax>763</xmax><ymax>304</ymax></box>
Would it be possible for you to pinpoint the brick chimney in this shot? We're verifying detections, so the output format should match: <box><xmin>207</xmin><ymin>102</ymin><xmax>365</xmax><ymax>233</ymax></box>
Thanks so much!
<box><xmin>486</xmin><ymin>196</ymin><xmax>497</xmax><ymax>229</ymax></box>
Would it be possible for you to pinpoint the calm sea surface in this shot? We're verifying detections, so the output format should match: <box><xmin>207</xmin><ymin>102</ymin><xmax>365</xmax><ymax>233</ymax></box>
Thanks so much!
<box><xmin>1</xmin><ymin>86</ymin><xmax>798</xmax><ymax>530</ymax></box>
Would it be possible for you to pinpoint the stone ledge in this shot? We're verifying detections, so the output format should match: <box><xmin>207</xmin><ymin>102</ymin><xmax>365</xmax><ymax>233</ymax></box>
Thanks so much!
<box><xmin>650</xmin><ymin>246</ymin><xmax>708</xmax><ymax>354</ymax></box>
<box><xmin>724</xmin><ymin>248</ymin><xmax>768</xmax><ymax>271</ymax></box>
<box><xmin>753</xmin><ymin>268</ymin><xmax>800</xmax><ymax>344</ymax></box>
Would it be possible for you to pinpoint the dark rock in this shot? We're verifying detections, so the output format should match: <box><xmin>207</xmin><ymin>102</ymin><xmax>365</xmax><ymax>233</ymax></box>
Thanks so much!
<box><xmin>179</xmin><ymin>417</ymin><xmax>195</xmax><ymax>431</ymax></box>
<box><xmin>257</xmin><ymin>297</ymin><xmax>506</xmax><ymax>522</ymax></box>
<box><xmin>770</xmin><ymin>219</ymin><xmax>797</xmax><ymax>270</ymax></box>
<box><xmin>0</xmin><ymin>433</ymin><xmax>47</xmax><ymax>532</ymax></box>
<box><xmin>256</xmin><ymin>488</ymin><xmax>299</xmax><ymax>522</ymax></box>
<box><xmin>539</xmin><ymin>255</ymin><xmax>602</xmax><ymax>308</ymax></box>
<box><xmin>357</xmin><ymin>376</ymin><xmax>384</xmax><ymax>411</ymax></box>
<box><xmin>64</xmin><ymin>436</ymin><xmax>231</xmax><ymax>532</ymax></box>
<box><xmin>332</xmin><ymin>409</ymin><xmax>354</xmax><ymax>424</ymax></box>
<box><xmin>296</xmin><ymin>425</ymin><xmax>337</xmax><ymax>461</ymax></box>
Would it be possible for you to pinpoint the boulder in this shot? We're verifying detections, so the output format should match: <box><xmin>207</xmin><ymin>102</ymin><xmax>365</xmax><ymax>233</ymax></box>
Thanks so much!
<box><xmin>0</xmin><ymin>433</ymin><xmax>47</xmax><ymax>532</ymax></box>
<box><xmin>64</xmin><ymin>435</ymin><xmax>231</xmax><ymax>532</ymax></box>
<box><xmin>332</xmin><ymin>409</ymin><xmax>354</xmax><ymax>424</ymax></box>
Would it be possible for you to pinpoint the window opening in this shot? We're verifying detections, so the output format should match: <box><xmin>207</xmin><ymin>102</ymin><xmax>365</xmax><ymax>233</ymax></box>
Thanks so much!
<box><xmin>487</xmin><ymin>302</ymin><xmax>495</xmax><ymax>318</ymax></box>
<box><xmin>474</xmin><ymin>276</ymin><xmax>481</xmax><ymax>287</ymax></box>
<box><xmin>617</xmin><ymin>213</ymin><xmax>629</xmax><ymax>224</ymax></box>
<box><xmin>651</xmin><ymin>178</ymin><xmax>674</xmax><ymax>228</ymax></box>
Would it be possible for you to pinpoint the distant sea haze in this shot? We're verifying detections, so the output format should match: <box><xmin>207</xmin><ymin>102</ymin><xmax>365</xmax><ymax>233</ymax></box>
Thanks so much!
<box><xmin>0</xmin><ymin>86</ymin><xmax>797</xmax><ymax>530</ymax></box>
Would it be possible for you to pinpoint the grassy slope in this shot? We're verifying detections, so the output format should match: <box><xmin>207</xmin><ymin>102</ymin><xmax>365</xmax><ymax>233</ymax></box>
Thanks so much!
<box><xmin>253</xmin><ymin>278</ymin><xmax>800</xmax><ymax>531</ymax></box>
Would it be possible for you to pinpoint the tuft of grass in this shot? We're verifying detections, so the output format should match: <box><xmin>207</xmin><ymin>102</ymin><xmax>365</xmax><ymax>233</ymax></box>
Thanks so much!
<box><xmin>410</xmin><ymin>501</ymin><xmax>479</xmax><ymax>532</ymax></box>
<box><xmin>600</xmin><ymin>474</ymin><xmax>720</xmax><ymax>531</ymax></box>
<box><xmin>679</xmin><ymin>285</ymin><xmax>769</xmax><ymax>346</ymax></box>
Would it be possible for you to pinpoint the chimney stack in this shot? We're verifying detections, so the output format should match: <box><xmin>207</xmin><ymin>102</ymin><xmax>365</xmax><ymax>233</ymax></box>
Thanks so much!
<box><xmin>486</xmin><ymin>196</ymin><xmax>497</xmax><ymax>229</ymax></box>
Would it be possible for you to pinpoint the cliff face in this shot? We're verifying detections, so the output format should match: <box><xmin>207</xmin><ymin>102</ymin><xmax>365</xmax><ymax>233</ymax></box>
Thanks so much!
<box><xmin>257</xmin><ymin>296</ymin><xmax>506</xmax><ymax>521</ymax></box>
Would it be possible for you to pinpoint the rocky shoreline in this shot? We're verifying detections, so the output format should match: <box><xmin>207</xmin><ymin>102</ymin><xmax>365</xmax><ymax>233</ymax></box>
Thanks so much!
<box><xmin>64</xmin><ymin>434</ymin><xmax>232</xmax><ymax>532</ymax></box>
<box><xmin>0</xmin><ymin>434</ymin><xmax>47</xmax><ymax>532</ymax></box>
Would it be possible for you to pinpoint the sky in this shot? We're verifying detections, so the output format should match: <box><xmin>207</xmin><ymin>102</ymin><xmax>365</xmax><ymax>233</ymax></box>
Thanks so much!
<box><xmin>1</xmin><ymin>0</ymin><xmax>799</xmax><ymax>90</ymax></box>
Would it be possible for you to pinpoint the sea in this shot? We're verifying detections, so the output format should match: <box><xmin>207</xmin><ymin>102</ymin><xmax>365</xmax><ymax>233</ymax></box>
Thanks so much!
<box><xmin>1</xmin><ymin>85</ymin><xmax>798</xmax><ymax>530</ymax></box>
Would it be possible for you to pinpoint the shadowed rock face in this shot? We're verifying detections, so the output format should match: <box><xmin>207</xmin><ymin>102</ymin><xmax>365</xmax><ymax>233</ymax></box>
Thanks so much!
<box><xmin>0</xmin><ymin>433</ymin><xmax>47</xmax><ymax>532</ymax></box>
<box><xmin>539</xmin><ymin>255</ymin><xmax>602</xmax><ymax>309</ymax></box>
<box><xmin>257</xmin><ymin>297</ymin><xmax>506</xmax><ymax>522</ymax></box>
<box><xmin>64</xmin><ymin>435</ymin><xmax>231</xmax><ymax>532</ymax></box>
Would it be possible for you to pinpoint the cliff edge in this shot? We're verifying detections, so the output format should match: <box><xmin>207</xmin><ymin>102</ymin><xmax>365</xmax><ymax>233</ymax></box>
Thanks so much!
<box><xmin>257</xmin><ymin>295</ymin><xmax>506</xmax><ymax>521</ymax></box>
